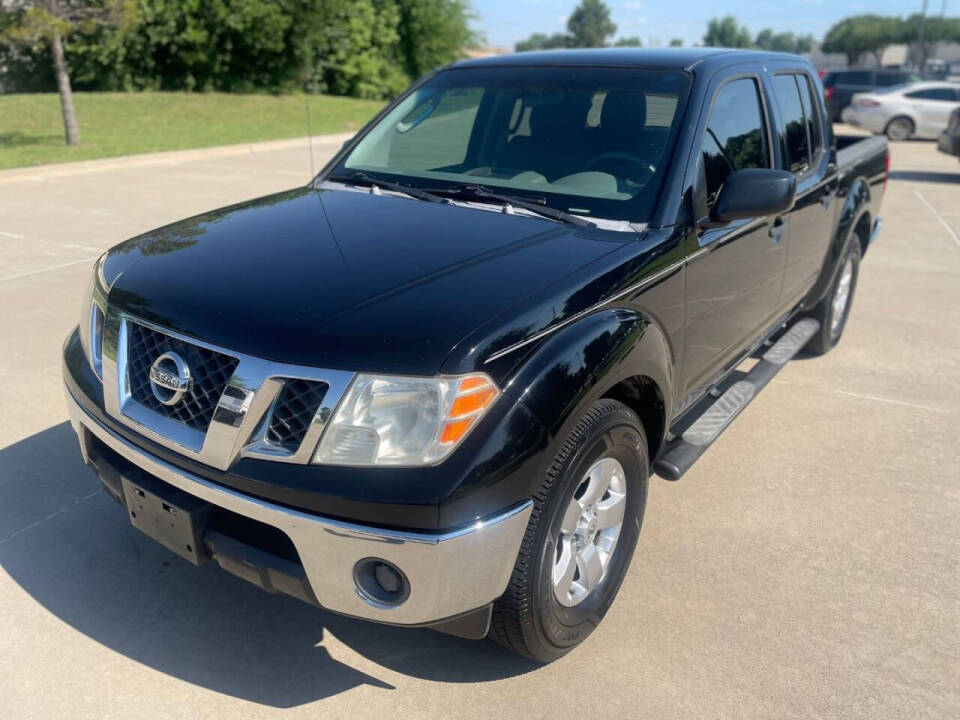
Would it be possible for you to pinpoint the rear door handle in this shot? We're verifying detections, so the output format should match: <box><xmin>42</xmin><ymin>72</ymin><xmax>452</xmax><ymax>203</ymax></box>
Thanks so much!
<box><xmin>769</xmin><ymin>217</ymin><xmax>787</xmax><ymax>244</ymax></box>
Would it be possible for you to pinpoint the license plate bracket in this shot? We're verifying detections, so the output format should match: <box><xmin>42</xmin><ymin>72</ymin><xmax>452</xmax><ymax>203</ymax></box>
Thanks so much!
<box><xmin>121</xmin><ymin>472</ymin><xmax>210</xmax><ymax>565</ymax></box>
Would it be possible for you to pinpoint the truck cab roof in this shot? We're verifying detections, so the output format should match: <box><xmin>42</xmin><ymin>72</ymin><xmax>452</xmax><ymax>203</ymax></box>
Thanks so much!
<box><xmin>451</xmin><ymin>47</ymin><xmax>810</xmax><ymax>73</ymax></box>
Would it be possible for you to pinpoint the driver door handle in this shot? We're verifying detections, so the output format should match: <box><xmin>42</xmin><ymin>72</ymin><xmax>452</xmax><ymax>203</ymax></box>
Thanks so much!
<box><xmin>769</xmin><ymin>217</ymin><xmax>787</xmax><ymax>244</ymax></box>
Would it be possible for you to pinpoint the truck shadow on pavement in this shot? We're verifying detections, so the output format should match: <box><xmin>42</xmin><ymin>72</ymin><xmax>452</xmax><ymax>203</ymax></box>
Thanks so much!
<box><xmin>0</xmin><ymin>423</ymin><xmax>539</xmax><ymax>708</ymax></box>
<box><xmin>888</xmin><ymin>170</ymin><xmax>960</xmax><ymax>184</ymax></box>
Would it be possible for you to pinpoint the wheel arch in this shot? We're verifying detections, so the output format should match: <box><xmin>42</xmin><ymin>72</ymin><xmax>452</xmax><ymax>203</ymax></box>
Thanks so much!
<box><xmin>501</xmin><ymin>307</ymin><xmax>674</xmax><ymax>465</ymax></box>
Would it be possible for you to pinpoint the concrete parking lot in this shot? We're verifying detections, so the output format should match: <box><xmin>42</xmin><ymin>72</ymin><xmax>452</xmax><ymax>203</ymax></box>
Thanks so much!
<box><xmin>1</xmin><ymin>130</ymin><xmax>958</xmax><ymax>719</ymax></box>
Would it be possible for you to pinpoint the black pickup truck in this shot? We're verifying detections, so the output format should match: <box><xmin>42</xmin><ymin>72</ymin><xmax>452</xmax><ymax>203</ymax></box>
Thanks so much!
<box><xmin>63</xmin><ymin>49</ymin><xmax>887</xmax><ymax>662</ymax></box>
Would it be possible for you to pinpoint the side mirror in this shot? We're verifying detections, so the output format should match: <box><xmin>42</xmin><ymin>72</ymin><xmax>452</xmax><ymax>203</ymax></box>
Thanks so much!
<box><xmin>709</xmin><ymin>168</ymin><xmax>796</xmax><ymax>224</ymax></box>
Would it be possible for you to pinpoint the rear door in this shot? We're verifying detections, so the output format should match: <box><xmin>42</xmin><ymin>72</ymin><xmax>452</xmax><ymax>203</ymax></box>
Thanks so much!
<box><xmin>681</xmin><ymin>71</ymin><xmax>787</xmax><ymax>399</ymax></box>
<box><xmin>904</xmin><ymin>86</ymin><xmax>960</xmax><ymax>136</ymax></box>
<box><xmin>770</xmin><ymin>70</ymin><xmax>835</xmax><ymax>307</ymax></box>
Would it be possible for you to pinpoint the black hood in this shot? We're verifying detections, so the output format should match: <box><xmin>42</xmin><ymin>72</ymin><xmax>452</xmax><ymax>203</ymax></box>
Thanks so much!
<box><xmin>106</xmin><ymin>187</ymin><xmax>628</xmax><ymax>374</ymax></box>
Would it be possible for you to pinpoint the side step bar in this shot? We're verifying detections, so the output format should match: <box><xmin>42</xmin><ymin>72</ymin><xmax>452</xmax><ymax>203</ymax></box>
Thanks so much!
<box><xmin>654</xmin><ymin>318</ymin><xmax>820</xmax><ymax>481</ymax></box>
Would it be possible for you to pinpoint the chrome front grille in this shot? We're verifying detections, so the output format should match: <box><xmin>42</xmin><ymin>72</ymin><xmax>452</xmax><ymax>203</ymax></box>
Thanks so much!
<box><xmin>264</xmin><ymin>379</ymin><xmax>330</xmax><ymax>453</ymax></box>
<box><xmin>100</xmin><ymin>309</ymin><xmax>355</xmax><ymax>470</ymax></box>
<box><xmin>127</xmin><ymin>321</ymin><xmax>239</xmax><ymax>432</ymax></box>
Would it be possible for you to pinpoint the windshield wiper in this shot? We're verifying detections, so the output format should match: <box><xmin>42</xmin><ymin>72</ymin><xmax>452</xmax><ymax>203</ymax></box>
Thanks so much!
<box><xmin>335</xmin><ymin>171</ymin><xmax>446</xmax><ymax>204</ymax></box>
<box><xmin>434</xmin><ymin>184</ymin><xmax>595</xmax><ymax>228</ymax></box>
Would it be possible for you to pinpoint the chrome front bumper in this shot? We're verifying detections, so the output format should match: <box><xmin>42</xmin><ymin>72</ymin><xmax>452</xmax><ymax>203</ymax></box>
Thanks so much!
<box><xmin>65</xmin><ymin>386</ymin><xmax>531</xmax><ymax>626</ymax></box>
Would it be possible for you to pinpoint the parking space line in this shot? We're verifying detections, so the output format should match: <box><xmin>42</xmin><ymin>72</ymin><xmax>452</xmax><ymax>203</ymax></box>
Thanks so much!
<box><xmin>0</xmin><ymin>255</ymin><xmax>99</xmax><ymax>283</ymax></box>
<box><xmin>913</xmin><ymin>189</ymin><xmax>960</xmax><ymax>249</ymax></box>
<box><xmin>834</xmin><ymin>389</ymin><xmax>950</xmax><ymax>414</ymax></box>
<box><xmin>0</xmin><ymin>489</ymin><xmax>102</xmax><ymax>547</ymax></box>
<box><xmin>0</xmin><ymin>229</ymin><xmax>25</xmax><ymax>238</ymax></box>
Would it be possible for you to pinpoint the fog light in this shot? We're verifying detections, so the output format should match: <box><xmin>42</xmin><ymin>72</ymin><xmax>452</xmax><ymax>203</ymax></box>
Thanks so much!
<box><xmin>353</xmin><ymin>558</ymin><xmax>410</xmax><ymax>608</ymax></box>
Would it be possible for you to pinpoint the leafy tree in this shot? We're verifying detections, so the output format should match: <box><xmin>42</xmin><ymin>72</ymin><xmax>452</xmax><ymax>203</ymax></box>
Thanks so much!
<box><xmin>821</xmin><ymin>15</ymin><xmax>903</xmax><ymax>66</ymax></box>
<box><xmin>515</xmin><ymin>32</ymin><xmax>569</xmax><ymax>52</ymax></box>
<box><xmin>515</xmin><ymin>0</ymin><xmax>615</xmax><ymax>51</ymax></box>
<box><xmin>395</xmin><ymin>0</ymin><xmax>476</xmax><ymax>80</ymax></box>
<box><xmin>703</xmin><ymin>15</ymin><xmax>751</xmax><ymax>49</ymax></box>
<box><xmin>668</xmin><ymin>37</ymin><xmax>683</xmax><ymax>47</ymax></box>
<box><xmin>901</xmin><ymin>13</ymin><xmax>960</xmax><ymax>68</ymax></box>
<box><xmin>567</xmin><ymin>0</ymin><xmax>615</xmax><ymax>48</ymax></box>
<box><xmin>614</xmin><ymin>35</ymin><xmax>642</xmax><ymax>47</ymax></box>
<box><xmin>1</xmin><ymin>0</ymin><xmax>132</xmax><ymax>146</ymax></box>
<box><xmin>754</xmin><ymin>29</ymin><xmax>815</xmax><ymax>54</ymax></box>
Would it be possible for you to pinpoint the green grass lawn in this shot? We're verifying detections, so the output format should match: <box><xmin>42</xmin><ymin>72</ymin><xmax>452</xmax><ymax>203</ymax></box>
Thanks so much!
<box><xmin>0</xmin><ymin>92</ymin><xmax>385</xmax><ymax>170</ymax></box>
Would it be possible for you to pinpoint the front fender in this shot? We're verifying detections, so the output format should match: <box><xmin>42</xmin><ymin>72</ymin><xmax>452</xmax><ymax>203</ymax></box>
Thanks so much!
<box><xmin>501</xmin><ymin>307</ymin><xmax>673</xmax><ymax>448</ymax></box>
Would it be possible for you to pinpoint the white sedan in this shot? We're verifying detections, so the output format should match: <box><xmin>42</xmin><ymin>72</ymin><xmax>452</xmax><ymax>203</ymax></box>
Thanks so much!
<box><xmin>841</xmin><ymin>81</ymin><xmax>960</xmax><ymax>140</ymax></box>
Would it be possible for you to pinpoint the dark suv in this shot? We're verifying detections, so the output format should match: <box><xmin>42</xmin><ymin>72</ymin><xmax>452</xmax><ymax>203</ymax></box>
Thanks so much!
<box><xmin>823</xmin><ymin>68</ymin><xmax>915</xmax><ymax>121</ymax></box>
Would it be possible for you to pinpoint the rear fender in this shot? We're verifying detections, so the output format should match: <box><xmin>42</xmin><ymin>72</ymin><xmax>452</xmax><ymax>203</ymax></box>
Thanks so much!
<box><xmin>502</xmin><ymin>308</ymin><xmax>673</xmax><ymax>457</ymax></box>
<box><xmin>803</xmin><ymin>177</ymin><xmax>871</xmax><ymax>308</ymax></box>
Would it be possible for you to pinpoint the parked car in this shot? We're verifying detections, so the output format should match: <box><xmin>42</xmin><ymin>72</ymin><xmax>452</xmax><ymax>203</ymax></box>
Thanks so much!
<box><xmin>842</xmin><ymin>81</ymin><xmax>960</xmax><ymax>140</ymax></box>
<box><xmin>938</xmin><ymin>107</ymin><xmax>960</xmax><ymax>160</ymax></box>
<box><xmin>823</xmin><ymin>68</ymin><xmax>915</xmax><ymax>121</ymax></box>
<box><xmin>63</xmin><ymin>49</ymin><xmax>888</xmax><ymax>662</ymax></box>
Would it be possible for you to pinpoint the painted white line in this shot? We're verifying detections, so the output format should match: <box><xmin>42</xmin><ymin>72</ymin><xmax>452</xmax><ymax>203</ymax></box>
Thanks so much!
<box><xmin>0</xmin><ymin>229</ymin><xmax>25</xmax><ymax>239</ymax></box>
<box><xmin>913</xmin><ymin>189</ymin><xmax>960</xmax><ymax>249</ymax></box>
<box><xmin>834</xmin><ymin>390</ymin><xmax>951</xmax><ymax>415</ymax></box>
<box><xmin>0</xmin><ymin>255</ymin><xmax>99</xmax><ymax>283</ymax></box>
<box><xmin>0</xmin><ymin>489</ymin><xmax>102</xmax><ymax>546</ymax></box>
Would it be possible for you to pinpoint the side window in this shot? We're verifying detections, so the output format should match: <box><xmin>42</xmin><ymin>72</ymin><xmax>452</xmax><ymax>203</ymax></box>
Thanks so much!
<box><xmin>796</xmin><ymin>73</ymin><xmax>823</xmax><ymax>164</ymax></box>
<box><xmin>840</xmin><ymin>71</ymin><xmax>871</xmax><ymax>85</ymax></box>
<box><xmin>701</xmin><ymin>78</ymin><xmax>769</xmax><ymax>205</ymax></box>
<box><xmin>876</xmin><ymin>73</ymin><xmax>903</xmax><ymax>87</ymax></box>
<box><xmin>773</xmin><ymin>74</ymin><xmax>810</xmax><ymax>174</ymax></box>
<box><xmin>906</xmin><ymin>87</ymin><xmax>957</xmax><ymax>101</ymax></box>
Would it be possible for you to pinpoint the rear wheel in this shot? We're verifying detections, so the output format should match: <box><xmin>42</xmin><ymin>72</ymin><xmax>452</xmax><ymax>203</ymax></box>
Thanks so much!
<box><xmin>489</xmin><ymin>399</ymin><xmax>648</xmax><ymax>662</ymax></box>
<box><xmin>885</xmin><ymin>116</ymin><xmax>914</xmax><ymax>141</ymax></box>
<box><xmin>805</xmin><ymin>241</ymin><xmax>861</xmax><ymax>355</ymax></box>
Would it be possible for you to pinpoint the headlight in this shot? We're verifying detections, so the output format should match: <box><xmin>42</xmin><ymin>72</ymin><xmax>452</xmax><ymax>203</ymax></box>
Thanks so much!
<box><xmin>78</xmin><ymin>254</ymin><xmax>108</xmax><ymax>379</ymax></box>
<box><xmin>314</xmin><ymin>373</ymin><xmax>500</xmax><ymax>466</ymax></box>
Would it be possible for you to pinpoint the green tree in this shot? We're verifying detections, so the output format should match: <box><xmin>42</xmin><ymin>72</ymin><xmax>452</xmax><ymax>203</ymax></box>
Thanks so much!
<box><xmin>567</xmin><ymin>0</ymin><xmax>616</xmax><ymax>47</ymax></box>
<box><xmin>754</xmin><ymin>29</ymin><xmax>815</xmax><ymax>54</ymax></box>
<box><xmin>614</xmin><ymin>35</ymin><xmax>642</xmax><ymax>47</ymax></box>
<box><xmin>703</xmin><ymin>15</ymin><xmax>751</xmax><ymax>49</ymax></box>
<box><xmin>515</xmin><ymin>32</ymin><xmax>569</xmax><ymax>52</ymax></box>
<box><xmin>668</xmin><ymin>37</ymin><xmax>683</xmax><ymax>47</ymax></box>
<box><xmin>901</xmin><ymin>13</ymin><xmax>960</xmax><ymax>68</ymax></box>
<box><xmin>821</xmin><ymin>15</ymin><xmax>903</xmax><ymax>66</ymax></box>
<box><xmin>515</xmin><ymin>0</ymin><xmax>615</xmax><ymax>51</ymax></box>
<box><xmin>1</xmin><ymin>0</ymin><xmax>132</xmax><ymax>146</ymax></box>
<box><xmin>395</xmin><ymin>0</ymin><xmax>476</xmax><ymax>80</ymax></box>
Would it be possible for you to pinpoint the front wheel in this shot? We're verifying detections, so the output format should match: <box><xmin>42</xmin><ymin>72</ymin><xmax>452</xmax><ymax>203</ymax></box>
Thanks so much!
<box><xmin>805</xmin><ymin>240</ymin><xmax>861</xmax><ymax>355</ymax></box>
<box><xmin>489</xmin><ymin>399</ymin><xmax>648</xmax><ymax>662</ymax></box>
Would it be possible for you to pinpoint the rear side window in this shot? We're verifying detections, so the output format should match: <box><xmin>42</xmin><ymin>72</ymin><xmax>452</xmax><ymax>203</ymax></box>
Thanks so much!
<box><xmin>773</xmin><ymin>74</ymin><xmax>810</xmax><ymax>174</ymax></box>
<box><xmin>906</xmin><ymin>87</ymin><xmax>958</xmax><ymax>101</ymax></box>
<box><xmin>838</xmin><ymin>71</ymin><xmax>871</xmax><ymax>85</ymax></box>
<box><xmin>796</xmin><ymin>74</ymin><xmax>823</xmax><ymax>164</ymax></box>
<box><xmin>700</xmin><ymin>78</ymin><xmax>769</xmax><ymax>205</ymax></box>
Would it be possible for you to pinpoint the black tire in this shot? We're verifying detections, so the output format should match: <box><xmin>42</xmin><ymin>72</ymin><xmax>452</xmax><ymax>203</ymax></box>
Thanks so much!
<box><xmin>885</xmin><ymin>116</ymin><xmax>914</xmax><ymax>141</ymax></box>
<box><xmin>489</xmin><ymin>399</ymin><xmax>648</xmax><ymax>662</ymax></box>
<box><xmin>805</xmin><ymin>240</ymin><xmax>861</xmax><ymax>355</ymax></box>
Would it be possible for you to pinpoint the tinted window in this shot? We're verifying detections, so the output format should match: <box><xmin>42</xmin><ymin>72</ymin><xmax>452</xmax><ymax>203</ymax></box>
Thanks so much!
<box><xmin>906</xmin><ymin>87</ymin><xmax>958</xmax><ymax>101</ymax></box>
<box><xmin>796</xmin><ymin>74</ymin><xmax>823</xmax><ymax>162</ymax></box>
<box><xmin>773</xmin><ymin>74</ymin><xmax>810</xmax><ymax>173</ymax></box>
<box><xmin>876</xmin><ymin>72</ymin><xmax>908</xmax><ymax>87</ymax></box>
<box><xmin>837</xmin><ymin>71</ymin><xmax>871</xmax><ymax>85</ymax></box>
<box><xmin>701</xmin><ymin>78</ymin><xmax>769</xmax><ymax>205</ymax></box>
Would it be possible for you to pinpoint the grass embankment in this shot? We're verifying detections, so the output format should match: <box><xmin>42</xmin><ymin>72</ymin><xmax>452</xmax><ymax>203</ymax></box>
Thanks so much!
<box><xmin>0</xmin><ymin>91</ymin><xmax>384</xmax><ymax>170</ymax></box>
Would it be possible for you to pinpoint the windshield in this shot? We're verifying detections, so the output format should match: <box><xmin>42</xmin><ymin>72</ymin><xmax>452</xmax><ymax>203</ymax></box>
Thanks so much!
<box><xmin>332</xmin><ymin>66</ymin><xmax>692</xmax><ymax>223</ymax></box>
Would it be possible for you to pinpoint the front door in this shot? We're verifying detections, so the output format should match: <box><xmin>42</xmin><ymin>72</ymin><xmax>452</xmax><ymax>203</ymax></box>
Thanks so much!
<box><xmin>682</xmin><ymin>75</ymin><xmax>787</xmax><ymax>400</ymax></box>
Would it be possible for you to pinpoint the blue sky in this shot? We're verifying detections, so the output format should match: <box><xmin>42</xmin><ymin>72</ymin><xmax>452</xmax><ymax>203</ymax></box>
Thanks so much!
<box><xmin>471</xmin><ymin>0</ymin><xmax>947</xmax><ymax>50</ymax></box>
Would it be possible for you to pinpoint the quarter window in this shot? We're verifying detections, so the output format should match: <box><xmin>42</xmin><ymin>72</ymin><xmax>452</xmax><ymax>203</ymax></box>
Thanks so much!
<box><xmin>700</xmin><ymin>78</ymin><xmax>769</xmax><ymax>205</ymax></box>
<box><xmin>773</xmin><ymin>74</ymin><xmax>811</xmax><ymax>174</ymax></box>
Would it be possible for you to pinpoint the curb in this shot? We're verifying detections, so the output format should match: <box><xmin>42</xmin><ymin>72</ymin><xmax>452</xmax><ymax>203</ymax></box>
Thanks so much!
<box><xmin>0</xmin><ymin>132</ymin><xmax>353</xmax><ymax>183</ymax></box>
